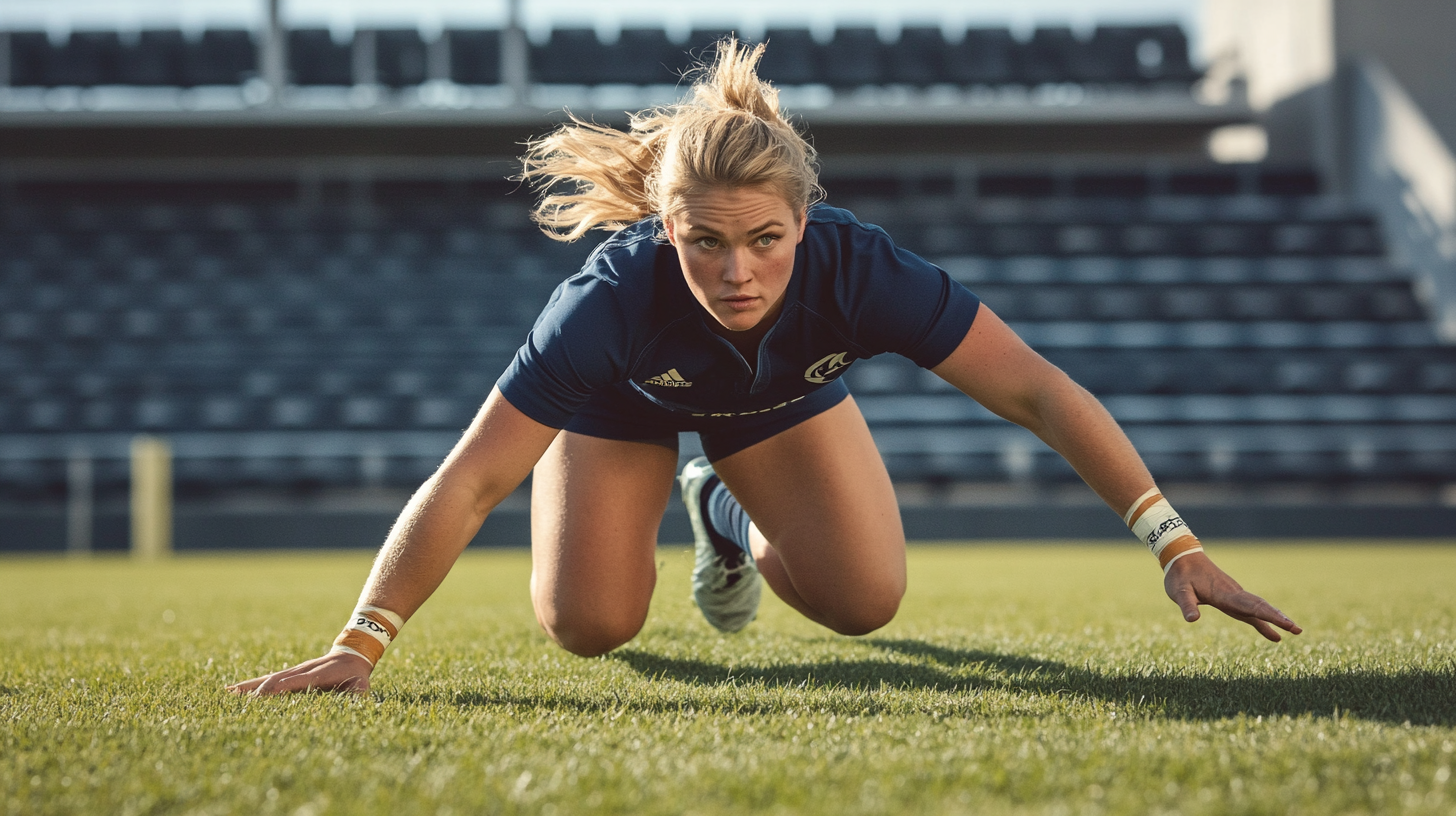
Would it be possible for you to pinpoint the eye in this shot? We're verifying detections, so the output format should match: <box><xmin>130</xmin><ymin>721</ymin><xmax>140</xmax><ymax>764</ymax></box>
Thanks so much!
<box><xmin>694</xmin><ymin>236</ymin><xmax>721</xmax><ymax>249</ymax></box>
<box><xmin>755</xmin><ymin>235</ymin><xmax>778</xmax><ymax>247</ymax></box>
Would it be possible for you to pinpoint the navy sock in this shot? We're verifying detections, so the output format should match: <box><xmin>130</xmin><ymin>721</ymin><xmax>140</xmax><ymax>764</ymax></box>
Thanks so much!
<box><xmin>704</xmin><ymin>478</ymin><xmax>754</xmax><ymax>559</ymax></box>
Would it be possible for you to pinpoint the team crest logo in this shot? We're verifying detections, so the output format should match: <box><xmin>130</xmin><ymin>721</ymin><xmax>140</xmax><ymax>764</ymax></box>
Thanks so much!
<box><xmin>804</xmin><ymin>352</ymin><xmax>853</xmax><ymax>383</ymax></box>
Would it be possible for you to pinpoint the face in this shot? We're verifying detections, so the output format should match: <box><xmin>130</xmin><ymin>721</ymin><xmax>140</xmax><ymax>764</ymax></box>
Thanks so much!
<box><xmin>664</xmin><ymin>186</ymin><xmax>807</xmax><ymax>335</ymax></box>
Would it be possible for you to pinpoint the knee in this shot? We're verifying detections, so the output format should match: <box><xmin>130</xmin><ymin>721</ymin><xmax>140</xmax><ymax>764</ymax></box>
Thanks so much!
<box><xmin>821</xmin><ymin>587</ymin><xmax>903</xmax><ymax>636</ymax></box>
<box><xmin>535</xmin><ymin>608</ymin><xmax>646</xmax><ymax>657</ymax></box>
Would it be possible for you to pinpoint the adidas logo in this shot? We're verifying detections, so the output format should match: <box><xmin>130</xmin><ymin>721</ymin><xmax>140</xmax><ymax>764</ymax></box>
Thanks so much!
<box><xmin>644</xmin><ymin>368</ymin><xmax>693</xmax><ymax>388</ymax></box>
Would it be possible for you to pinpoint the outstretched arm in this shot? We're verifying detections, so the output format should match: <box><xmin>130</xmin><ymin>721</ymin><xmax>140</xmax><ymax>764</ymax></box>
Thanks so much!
<box><xmin>931</xmin><ymin>305</ymin><xmax>1300</xmax><ymax>642</ymax></box>
<box><xmin>227</xmin><ymin>388</ymin><xmax>561</xmax><ymax>695</ymax></box>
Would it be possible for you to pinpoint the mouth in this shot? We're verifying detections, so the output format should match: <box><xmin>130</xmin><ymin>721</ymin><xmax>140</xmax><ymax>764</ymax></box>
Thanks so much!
<box><xmin>721</xmin><ymin>295</ymin><xmax>759</xmax><ymax>313</ymax></box>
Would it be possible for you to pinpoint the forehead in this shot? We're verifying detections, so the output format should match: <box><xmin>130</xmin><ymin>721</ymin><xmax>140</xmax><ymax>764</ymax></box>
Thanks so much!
<box><xmin>672</xmin><ymin>187</ymin><xmax>796</xmax><ymax>232</ymax></box>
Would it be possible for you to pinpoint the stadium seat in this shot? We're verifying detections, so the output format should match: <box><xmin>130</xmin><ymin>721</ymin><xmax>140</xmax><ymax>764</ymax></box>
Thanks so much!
<box><xmin>48</xmin><ymin>31</ymin><xmax>125</xmax><ymax>86</ymax></box>
<box><xmin>1259</xmin><ymin>169</ymin><xmax>1320</xmax><ymax>196</ymax></box>
<box><xmin>1342</xmin><ymin>359</ymin><xmax>1402</xmax><ymax>392</ymax></box>
<box><xmin>531</xmin><ymin>28</ymin><xmax>602</xmax><ymax>84</ymax></box>
<box><xmin>884</xmin><ymin>27</ymin><xmax>945</xmax><ymax>85</ymax></box>
<box><xmin>1077</xmin><ymin>25</ymin><xmax>1196</xmax><ymax>85</ymax></box>
<box><xmin>1168</xmin><ymin>170</ymin><xmax>1242</xmax><ymax>196</ymax></box>
<box><xmin>978</xmin><ymin>173</ymin><xmax>1057</xmax><ymax>198</ymax></box>
<box><xmin>758</xmin><ymin>29</ymin><xmax>819</xmax><ymax>85</ymax></box>
<box><xmin>1298</xmin><ymin>288</ymin><xmax>1358</xmax><ymax>320</ymax></box>
<box><xmin>1024</xmin><ymin>286</ymin><xmax>1085</xmax><ymax>320</ymax></box>
<box><xmin>134</xmin><ymin>396</ymin><xmax>184</xmax><ymax>429</ymax></box>
<box><xmin>820</xmin><ymin>27</ymin><xmax>884</xmax><ymax>87</ymax></box>
<box><xmin>1194</xmin><ymin>223</ymin><xmax>1266</xmax><ymax>256</ymax></box>
<box><xmin>1273</xmin><ymin>356</ymin><xmax>1338</xmax><ymax>393</ymax></box>
<box><xmin>288</xmin><ymin>29</ymin><xmax>354</xmax><ymax>86</ymax></box>
<box><xmin>1404</xmin><ymin>449</ymin><xmax>1456</xmax><ymax>481</ymax></box>
<box><xmin>410</xmin><ymin>396</ymin><xmax>467</xmax><ymax>428</ymax></box>
<box><xmin>1144</xmin><ymin>452</ymin><xmax>1209</xmax><ymax>482</ymax></box>
<box><xmin>987</xmin><ymin>224</ymin><xmax>1057</xmax><ymax>255</ymax></box>
<box><xmin>1072</xmin><ymin>26</ymin><xmax>1142</xmax><ymax>84</ymax></box>
<box><xmin>601</xmin><ymin>29</ymin><xmax>678</xmax><ymax>85</ymax></box>
<box><xmin>1136</xmin><ymin>25</ymin><xmax>1197</xmax><ymax>83</ymax></box>
<box><xmin>1159</xmin><ymin>287</ymin><xmax>1220</xmax><ymax>320</ymax></box>
<box><xmin>6</xmin><ymin>31</ymin><xmax>52</xmax><ymax>86</ymax></box>
<box><xmin>1419</xmin><ymin>361</ymin><xmax>1456</xmax><ymax>392</ymax></box>
<box><xmin>371</xmin><ymin>29</ymin><xmax>429</xmax><ymax>87</ymax></box>
<box><xmin>446</xmin><ymin>29</ymin><xmax>500</xmax><ymax>85</ymax></box>
<box><xmin>942</xmin><ymin>28</ymin><xmax>1017</xmax><ymax>85</ymax></box>
<box><xmin>1021</xmin><ymin>27</ymin><xmax>1079</xmax><ymax>85</ymax></box>
<box><xmin>269</xmin><ymin>395</ymin><xmax>323</xmax><ymax>428</ymax></box>
<box><xmin>183</xmin><ymin>30</ymin><xmax>257</xmax><ymax>86</ymax></box>
<box><xmin>1072</xmin><ymin>173</ymin><xmax>1150</xmax><ymax>198</ymax></box>
<box><xmin>339</xmin><ymin>396</ymin><xmax>404</xmax><ymax>427</ymax></box>
<box><xmin>1335</xmin><ymin>221</ymin><xmax>1383</xmax><ymax>255</ymax></box>
<box><xmin>200</xmin><ymin>395</ymin><xmax>255</xmax><ymax>429</ymax></box>
<box><xmin>119</xmin><ymin>30</ymin><xmax>187</xmax><ymax>86</ymax></box>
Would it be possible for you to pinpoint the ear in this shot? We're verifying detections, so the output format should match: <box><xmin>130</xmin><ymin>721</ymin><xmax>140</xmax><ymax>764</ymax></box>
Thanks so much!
<box><xmin>664</xmin><ymin>214</ymin><xmax>680</xmax><ymax>247</ymax></box>
<box><xmin>795</xmin><ymin>208</ymin><xmax>809</xmax><ymax>243</ymax></box>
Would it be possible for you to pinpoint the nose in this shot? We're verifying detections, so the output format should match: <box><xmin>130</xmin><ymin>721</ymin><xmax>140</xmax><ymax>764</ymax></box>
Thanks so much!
<box><xmin>722</xmin><ymin>248</ymin><xmax>752</xmax><ymax>284</ymax></box>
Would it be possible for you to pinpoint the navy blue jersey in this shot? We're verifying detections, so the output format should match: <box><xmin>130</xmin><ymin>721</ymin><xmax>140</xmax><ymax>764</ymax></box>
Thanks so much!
<box><xmin>497</xmin><ymin>205</ymin><xmax>981</xmax><ymax>428</ymax></box>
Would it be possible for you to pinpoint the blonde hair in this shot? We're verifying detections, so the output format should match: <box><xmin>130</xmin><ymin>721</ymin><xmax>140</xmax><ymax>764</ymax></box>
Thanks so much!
<box><xmin>520</xmin><ymin>39</ymin><xmax>823</xmax><ymax>242</ymax></box>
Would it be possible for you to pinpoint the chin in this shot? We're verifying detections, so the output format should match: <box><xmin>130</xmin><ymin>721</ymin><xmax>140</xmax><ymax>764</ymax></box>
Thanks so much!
<box><xmin>718</xmin><ymin>313</ymin><xmax>762</xmax><ymax>332</ymax></box>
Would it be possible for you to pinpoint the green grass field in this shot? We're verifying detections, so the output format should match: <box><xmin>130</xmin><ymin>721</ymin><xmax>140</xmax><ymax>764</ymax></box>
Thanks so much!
<box><xmin>3</xmin><ymin>543</ymin><xmax>1454</xmax><ymax>815</ymax></box>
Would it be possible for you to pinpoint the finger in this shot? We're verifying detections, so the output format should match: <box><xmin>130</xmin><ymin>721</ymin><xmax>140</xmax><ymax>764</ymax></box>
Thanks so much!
<box><xmin>1219</xmin><ymin>607</ymin><xmax>1282</xmax><ymax>642</ymax></box>
<box><xmin>1256</xmin><ymin>603</ymin><xmax>1301</xmax><ymax>635</ymax></box>
<box><xmin>1226</xmin><ymin>593</ymin><xmax>1302</xmax><ymax>635</ymax></box>
<box><xmin>251</xmin><ymin>664</ymin><xmax>325</xmax><ymax>696</ymax></box>
<box><xmin>256</xmin><ymin>664</ymin><xmax>365</xmax><ymax>696</ymax></box>
<box><xmin>254</xmin><ymin>668</ymin><xmax>327</xmax><ymax>696</ymax></box>
<box><xmin>226</xmin><ymin>674</ymin><xmax>273</xmax><ymax>694</ymax></box>
<box><xmin>1247</xmin><ymin>616</ymin><xmax>1282</xmax><ymax>643</ymax></box>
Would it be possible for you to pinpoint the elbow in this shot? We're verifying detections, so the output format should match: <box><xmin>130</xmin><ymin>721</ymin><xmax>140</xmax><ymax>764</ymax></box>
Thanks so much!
<box><xmin>469</xmin><ymin>475</ymin><xmax>519</xmax><ymax>519</ymax></box>
<box><xmin>420</xmin><ymin>461</ymin><xmax>516</xmax><ymax>522</ymax></box>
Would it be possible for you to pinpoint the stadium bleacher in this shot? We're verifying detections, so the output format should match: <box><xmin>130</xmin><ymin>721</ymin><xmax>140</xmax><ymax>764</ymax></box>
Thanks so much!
<box><xmin>2</xmin><ymin>162</ymin><xmax>1453</xmax><ymax>502</ymax></box>
<box><xmin>2</xmin><ymin>24</ymin><xmax>1198</xmax><ymax>90</ymax></box>
<box><xmin>1</xmin><ymin>19</ymin><xmax>1452</xmax><ymax>524</ymax></box>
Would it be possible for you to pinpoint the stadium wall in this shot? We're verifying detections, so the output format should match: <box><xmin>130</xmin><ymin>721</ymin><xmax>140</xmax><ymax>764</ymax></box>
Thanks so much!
<box><xmin>5</xmin><ymin>503</ymin><xmax>1456</xmax><ymax>553</ymax></box>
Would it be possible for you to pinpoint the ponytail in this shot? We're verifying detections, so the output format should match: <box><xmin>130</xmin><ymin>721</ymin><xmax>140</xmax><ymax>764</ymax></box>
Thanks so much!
<box><xmin>521</xmin><ymin>39</ymin><xmax>822</xmax><ymax>242</ymax></box>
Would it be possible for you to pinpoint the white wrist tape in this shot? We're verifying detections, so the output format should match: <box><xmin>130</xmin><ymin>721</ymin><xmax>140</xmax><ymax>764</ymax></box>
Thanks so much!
<box><xmin>328</xmin><ymin>605</ymin><xmax>404</xmax><ymax>667</ymax></box>
<box><xmin>1123</xmin><ymin>488</ymin><xmax>1204</xmax><ymax>573</ymax></box>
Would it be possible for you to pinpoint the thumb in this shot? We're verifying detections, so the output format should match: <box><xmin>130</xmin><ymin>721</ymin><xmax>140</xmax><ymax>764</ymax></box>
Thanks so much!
<box><xmin>1171</xmin><ymin>585</ymin><xmax>1201</xmax><ymax>622</ymax></box>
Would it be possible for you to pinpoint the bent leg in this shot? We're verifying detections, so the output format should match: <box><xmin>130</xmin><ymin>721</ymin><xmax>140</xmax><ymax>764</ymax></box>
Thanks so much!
<box><xmin>530</xmin><ymin>432</ymin><xmax>678</xmax><ymax>656</ymax></box>
<box><xmin>712</xmin><ymin>396</ymin><xmax>905</xmax><ymax>635</ymax></box>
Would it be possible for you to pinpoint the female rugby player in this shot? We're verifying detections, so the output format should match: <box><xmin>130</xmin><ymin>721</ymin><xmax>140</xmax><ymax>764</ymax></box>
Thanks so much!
<box><xmin>229</xmin><ymin>40</ymin><xmax>1299</xmax><ymax>696</ymax></box>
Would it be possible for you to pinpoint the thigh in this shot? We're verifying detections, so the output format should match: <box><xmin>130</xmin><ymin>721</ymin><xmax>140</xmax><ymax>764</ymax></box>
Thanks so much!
<box><xmin>530</xmin><ymin>431</ymin><xmax>679</xmax><ymax>653</ymax></box>
<box><xmin>711</xmin><ymin>395</ymin><xmax>906</xmax><ymax>625</ymax></box>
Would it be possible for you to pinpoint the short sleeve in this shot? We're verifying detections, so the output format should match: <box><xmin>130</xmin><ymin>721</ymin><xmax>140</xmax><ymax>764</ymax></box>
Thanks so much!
<box><xmin>496</xmin><ymin>274</ymin><xmax>632</xmax><ymax>428</ymax></box>
<box><xmin>836</xmin><ymin>223</ymin><xmax>981</xmax><ymax>369</ymax></box>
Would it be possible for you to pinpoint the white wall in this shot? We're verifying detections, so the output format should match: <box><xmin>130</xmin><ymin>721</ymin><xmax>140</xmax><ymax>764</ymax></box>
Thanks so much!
<box><xmin>1200</xmin><ymin>0</ymin><xmax>1333</xmax><ymax>110</ymax></box>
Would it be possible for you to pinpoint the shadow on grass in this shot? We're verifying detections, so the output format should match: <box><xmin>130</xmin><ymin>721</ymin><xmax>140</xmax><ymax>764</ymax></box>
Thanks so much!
<box><xmin>604</xmin><ymin>639</ymin><xmax>1455</xmax><ymax>726</ymax></box>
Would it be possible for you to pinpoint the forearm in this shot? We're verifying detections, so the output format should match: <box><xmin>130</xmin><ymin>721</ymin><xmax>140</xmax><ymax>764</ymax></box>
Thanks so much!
<box><xmin>355</xmin><ymin>468</ymin><xmax>500</xmax><ymax>621</ymax></box>
<box><xmin>350</xmin><ymin>388</ymin><xmax>559</xmax><ymax>623</ymax></box>
<box><xmin>932</xmin><ymin>309</ymin><xmax>1155</xmax><ymax>514</ymax></box>
<box><xmin>1019</xmin><ymin>378</ymin><xmax>1156</xmax><ymax>515</ymax></box>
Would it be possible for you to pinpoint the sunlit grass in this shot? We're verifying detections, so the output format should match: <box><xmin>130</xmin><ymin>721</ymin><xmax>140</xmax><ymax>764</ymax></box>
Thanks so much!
<box><xmin>3</xmin><ymin>543</ymin><xmax>1454</xmax><ymax>815</ymax></box>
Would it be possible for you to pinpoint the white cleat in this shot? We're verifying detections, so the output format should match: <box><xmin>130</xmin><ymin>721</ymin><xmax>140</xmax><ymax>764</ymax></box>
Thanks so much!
<box><xmin>679</xmin><ymin>456</ymin><xmax>761</xmax><ymax>633</ymax></box>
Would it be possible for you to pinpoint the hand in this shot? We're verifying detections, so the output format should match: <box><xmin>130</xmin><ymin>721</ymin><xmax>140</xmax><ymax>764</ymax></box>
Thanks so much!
<box><xmin>226</xmin><ymin>651</ymin><xmax>373</xmax><ymax>696</ymax></box>
<box><xmin>1164</xmin><ymin>551</ymin><xmax>1302</xmax><ymax>642</ymax></box>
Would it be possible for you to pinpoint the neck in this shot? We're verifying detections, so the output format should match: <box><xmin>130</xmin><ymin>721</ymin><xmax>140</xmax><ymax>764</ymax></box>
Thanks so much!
<box><xmin>709</xmin><ymin>299</ymin><xmax>784</xmax><ymax>361</ymax></box>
